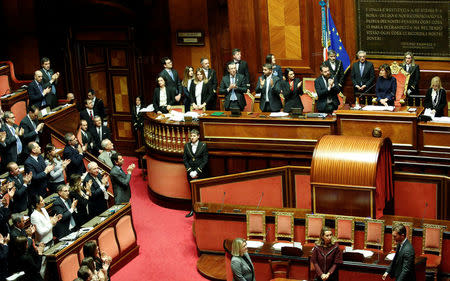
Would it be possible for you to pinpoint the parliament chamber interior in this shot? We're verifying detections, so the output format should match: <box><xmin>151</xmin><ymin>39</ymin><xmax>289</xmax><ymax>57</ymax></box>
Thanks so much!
<box><xmin>0</xmin><ymin>0</ymin><xmax>449</xmax><ymax>280</ymax></box>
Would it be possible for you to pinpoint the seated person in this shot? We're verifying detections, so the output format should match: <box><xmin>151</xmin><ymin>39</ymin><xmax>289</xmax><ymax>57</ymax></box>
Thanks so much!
<box><xmin>153</xmin><ymin>76</ymin><xmax>178</xmax><ymax>114</ymax></box>
<box><xmin>315</xmin><ymin>64</ymin><xmax>340</xmax><ymax>113</ymax></box>
<box><xmin>375</xmin><ymin>64</ymin><xmax>397</xmax><ymax>106</ymax></box>
<box><xmin>98</xmin><ymin>139</ymin><xmax>116</xmax><ymax>168</ymax></box>
<box><xmin>424</xmin><ymin>76</ymin><xmax>447</xmax><ymax>117</ymax></box>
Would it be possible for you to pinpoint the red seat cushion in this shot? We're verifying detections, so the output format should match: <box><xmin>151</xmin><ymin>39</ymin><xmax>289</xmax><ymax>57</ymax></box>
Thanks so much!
<box><xmin>422</xmin><ymin>253</ymin><xmax>442</xmax><ymax>268</ymax></box>
<box><xmin>277</xmin><ymin>215</ymin><xmax>292</xmax><ymax>235</ymax></box>
<box><xmin>248</xmin><ymin>214</ymin><xmax>264</xmax><ymax>233</ymax></box>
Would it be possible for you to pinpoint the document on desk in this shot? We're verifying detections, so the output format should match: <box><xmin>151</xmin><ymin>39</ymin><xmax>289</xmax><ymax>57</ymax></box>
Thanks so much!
<box><xmin>362</xmin><ymin>105</ymin><xmax>394</xmax><ymax>112</ymax></box>
<box><xmin>272</xmin><ymin>242</ymin><xmax>302</xmax><ymax>251</ymax></box>
<box><xmin>246</xmin><ymin>240</ymin><xmax>264</xmax><ymax>248</ymax></box>
<box><xmin>269</xmin><ymin>112</ymin><xmax>289</xmax><ymax>117</ymax></box>
<box><xmin>432</xmin><ymin>117</ymin><xmax>450</xmax><ymax>123</ymax></box>
<box><xmin>385</xmin><ymin>252</ymin><xmax>396</xmax><ymax>261</ymax></box>
<box><xmin>344</xmin><ymin>247</ymin><xmax>374</xmax><ymax>258</ymax></box>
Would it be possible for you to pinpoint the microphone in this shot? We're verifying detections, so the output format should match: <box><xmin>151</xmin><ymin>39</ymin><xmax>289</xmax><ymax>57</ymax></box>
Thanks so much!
<box><xmin>256</xmin><ymin>192</ymin><xmax>264</xmax><ymax>209</ymax></box>
<box><xmin>217</xmin><ymin>191</ymin><xmax>226</xmax><ymax>213</ymax></box>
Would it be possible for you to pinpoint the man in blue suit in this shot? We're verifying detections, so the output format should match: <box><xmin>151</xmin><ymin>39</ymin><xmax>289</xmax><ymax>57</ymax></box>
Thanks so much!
<box><xmin>63</xmin><ymin>132</ymin><xmax>86</xmax><ymax>179</ymax></box>
<box><xmin>27</xmin><ymin>70</ymin><xmax>52</xmax><ymax>108</ymax></box>
<box><xmin>24</xmin><ymin>142</ymin><xmax>54</xmax><ymax>197</ymax></box>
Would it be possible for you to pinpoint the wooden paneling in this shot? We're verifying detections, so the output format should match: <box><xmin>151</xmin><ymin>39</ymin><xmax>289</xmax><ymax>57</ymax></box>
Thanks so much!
<box><xmin>115</xmin><ymin>120</ymin><xmax>133</xmax><ymax>140</ymax></box>
<box><xmin>112</xmin><ymin>75</ymin><xmax>130</xmax><ymax>112</ymax></box>
<box><xmin>88</xmin><ymin>71</ymin><xmax>108</xmax><ymax>106</ymax></box>
<box><xmin>110</xmin><ymin>49</ymin><xmax>127</xmax><ymax>67</ymax></box>
<box><xmin>86</xmin><ymin>47</ymin><xmax>105</xmax><ymax>65</ymax></box>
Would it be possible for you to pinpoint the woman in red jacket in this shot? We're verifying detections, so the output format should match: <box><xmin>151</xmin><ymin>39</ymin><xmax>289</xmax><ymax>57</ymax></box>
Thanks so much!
<box><xmin>311</xmin><ymin>226</ymin><xmax>343</xmax><ymax>281</ymax></box>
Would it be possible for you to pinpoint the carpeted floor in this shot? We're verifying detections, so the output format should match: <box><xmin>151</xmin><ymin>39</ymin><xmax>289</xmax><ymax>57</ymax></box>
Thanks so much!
<box><xmin>111</xmin><ymin>157</ymin><xmax>208</xmax><ymax>281</ymax></box>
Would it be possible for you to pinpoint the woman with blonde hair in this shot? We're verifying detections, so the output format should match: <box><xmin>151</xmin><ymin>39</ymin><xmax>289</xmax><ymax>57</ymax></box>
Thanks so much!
<box><xmin>230</xmin><ymin>238</ymin><xmax>255</xmax><ymax>281</ymax></box>
<box><xmin>424</xmin><ymin>76</ymin><xmax>447</xmax><ymax>117</ymax></box>
<box><xmin>189</xmin><ymin>68</ymin><xmax>214</xmax><ymax>110</ymax></box>
<box><xmin>311</xmin><ymin>226</ymin><xmax>343</xmax><ymax>281</ymax></box>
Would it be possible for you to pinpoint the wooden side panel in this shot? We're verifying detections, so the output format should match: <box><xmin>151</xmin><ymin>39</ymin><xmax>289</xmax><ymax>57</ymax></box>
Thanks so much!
<box><xmin>88</xmin><ymin>72</ymin><xmax>108</xmax><ymax>106</ymax></box>
<box><xmin>112</xmin><ymin>75</ymin><xmax>130</xmax><ymax>113</ymax></box>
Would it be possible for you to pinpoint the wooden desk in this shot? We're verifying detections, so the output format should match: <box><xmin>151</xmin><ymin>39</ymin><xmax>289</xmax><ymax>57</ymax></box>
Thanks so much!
<box><xmin>44</xmin><ymin>203</ymin><xmax>138</xmax><ymax>281</ymax></box>
<box><xmin>418</xmin><ymin>121</ymin><xmax>450</xmax><ymax>155</ymax></box>
<box><xmin>223</xmin><ymin>238</ymin><xmax>427</xmax><ymax>281</ymax></box>
<box><xmin>336</xmin><ymin>106</ymin><xmax>423</xmax><ymax>150</ymax></box>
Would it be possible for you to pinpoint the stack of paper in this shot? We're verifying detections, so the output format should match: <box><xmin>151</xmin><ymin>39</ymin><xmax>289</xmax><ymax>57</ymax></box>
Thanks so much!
<box><xmin>344</xmin><ymin>247</ymin><xmax>374</xmax><ymax>258</ymax></box>
<box><xmin>272</xmin><ymin>242</ymin><xmax>302</xmax><ymax>251</ymax></box>
<box><xmin>246</xmin><ymin>240</ymin><xmax>264</xmax><ymax>248</ymax></box>
<box><xmin>269</xmin><ymin>112</ymin><xmax>289</xmax><ymax>117</ymax></box>
<box><xmin>362</xmin><ymin>105</ymin><xmax>394</xmax><ymax>112</ymax></box>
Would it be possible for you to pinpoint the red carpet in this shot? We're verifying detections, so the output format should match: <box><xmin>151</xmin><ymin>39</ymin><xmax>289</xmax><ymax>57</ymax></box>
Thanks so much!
<box><xmin>112</xmin><ymin>157</ymin><xmax>208</xmax><ymax>281</ymax></box>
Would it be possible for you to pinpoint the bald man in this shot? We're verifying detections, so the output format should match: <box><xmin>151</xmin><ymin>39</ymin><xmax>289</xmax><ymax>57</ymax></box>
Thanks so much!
<box><xmin>27</xmin><ymin>70</ymin><xmax>52</xmax><ymax>108</ymax></box>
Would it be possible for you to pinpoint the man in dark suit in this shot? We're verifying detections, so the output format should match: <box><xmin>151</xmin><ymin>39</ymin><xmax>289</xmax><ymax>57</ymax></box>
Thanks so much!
<box><xmin>40</xmin><ymin>57</ymin><xmax>60</xmax><ymax>109</ymax></box>
<box><xmin>400</xmin><ymin>52</ymin><xmax>420</xmax><ymax>97</ymax></box>
<box><xmin>24</xmin><ymin>142</ymin><xmax>54</xmax><ymax>198</ymax></box>
<box><xmin>315</xmin><ymin>64</ymin><xmax>340</xmax><ymax>114</ymax></box>
<box><xmin>1</xmin><ymin>111</ymin><xmax>24</xmax><ymax>169</ymax></box>
<box><xmin>324</xmin><ymin>49</ymin><xmax>345</xmax><ymax>91</ymax></box>
<box><xmin>84</xmin><ymin>162</ymin><xmax>110</xmax><ymax>216</ymax></box>
<box><xmin>219</xmin><ymin>62</ymin><xmax>247</xmax><ymax>111</ymax></box>
<box><xmin>201</xmin><ymin>58</ymin><xmax>218</xmax><ymax>109</ymax></box>
<box><xmin>6</xmin><ymin>162</ymin><xmax>32</xmax><ymax>213</ymax></box>
<box><xmin>110</xmin><ymin>153</ymin><xmax>135</xmax><ymax>204</ymax></box>
<box><xmin>159</xmin><ymin>57</ymin><xmax>182</xmax><ymax>95</ymax></box>
<box><xmin>27</xmin><ymin>70</ymin><xmax>52</xmax><ymax>108</ymax></box>
<box><xmin>256</xmin><ymin>63</ymin><xmax>282</xmax><ymax>112</ymax></box>
<box><xmin>87</xmin><ymin>89</ymin><xmax>107</xmax><ymax>122</ymax></box>
<box><xmin>80</xmin><ymin>99</ymin><xmax>96</xmax><ymax>131</ymax></box>
<box><xmin>351</xmin><ymin>50</ymin><xmax>375</xmax><ymax>95</ymax></box>
<box><xmin>52</xmin><ymin>184</ymin><xmax>78</xmax><ymax>239</ymax></box>
<box><xmin>183</xmin><ymin>129</ymin><xmax>208</xmax><ymax>217</ymax></box>
<box><xmin>383</xmin><ymin>224</ymin><xmax>416</xmax><ymax>281</ymax></box>
<box><xmin>230</xmin><ymin>48</ymin><xmax>250</xmax><ymax>89</ymax></box>
<box><xmin>79</xmin><ymin>119</ymin><xmax>96</xmax><ymax>156</ymax></box>
<box><xmin>20</xmin><ymin>105</ymin><xmax>45</xmax><ymax>156</ymax></box>
<box><xmin>91</xmin><ymin>116</ymin><xmax>111</xmax><ymax>154</ymax></box>
<box><xmin>63</xmin><ymin>132</ymin><xmax>86</xmax><ymax>179</ymax></box>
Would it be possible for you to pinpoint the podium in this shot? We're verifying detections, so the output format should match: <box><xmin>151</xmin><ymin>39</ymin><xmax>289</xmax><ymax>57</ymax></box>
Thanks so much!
<box><xmin>310</xmin><ymin>135</ymin><xmax>393</xmax><ymax>218</ymax></box>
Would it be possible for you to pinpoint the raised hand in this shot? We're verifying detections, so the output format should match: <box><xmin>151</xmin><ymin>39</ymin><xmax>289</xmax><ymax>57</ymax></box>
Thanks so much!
<box><xmin>24</xmin><ymin>172</ymin><xmax>33</xmax><ymax>184</ymax></box>
<box><xmin>44</xmin><ymin>164</ymin><xmax>55</xmax><ymax>174</ymax></box>
<box><xmin>62</xmin><ymin>159</ymin><xmax>71</xmax><ymax>169</ymax></box>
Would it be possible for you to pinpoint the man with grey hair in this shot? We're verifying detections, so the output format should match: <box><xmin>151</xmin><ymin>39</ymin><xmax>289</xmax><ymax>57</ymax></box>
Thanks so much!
<box><xmin>24</xmin><ymin>142</ymin><xmax>54</xmax><ymax>197</ymax></box>
<box><xmin>84</xmin><ymin>161</ymin><xmax>110</xmax><ymax>216</ymax></box>
<box><xmin>1</xmin><ymin>111</ymin><xmax>24</xmax><ymax>170</ymax></box>
<box><xmin>52</xmin><ymin>184</ymin><xmax>78</xmax><ymax>239</ymax></box>
<box><xmin>98</xmin><ymin>139</ymin><xmax>116</xmax><ymax>168</ymax></box>
<box><xmin>27</xmin><ymin>70</ymin><xmax>52</xmax><ymax>108</ymax></box>
<box><xmin>351</xmin><ymin>50</ymin><xmax>375</xmax><ymax>95</ymax></box>
<box><xmin>324</xmin><ymin>49</ymin><xmax>345</xmax><ymax>91</ymax></box>
<box><xmin>63</xmin><ymin>132</ymin><xmax>86</xmax><ymax>178</ymax></box>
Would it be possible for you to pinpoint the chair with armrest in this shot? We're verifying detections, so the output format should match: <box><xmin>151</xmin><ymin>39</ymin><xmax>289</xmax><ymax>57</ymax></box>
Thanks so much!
<box><xmin>335</xmin><ymin>216</ymin><xmax>355</xmax><ymax>250</ymax></box>
<box><xmin>421</xmin><ymin>223</ymin><xmax>446</xmax><ymax>279</ymax></box>
<box><xmin>269</xmin><ymin>259</ymin><xmax>307</xmax><ymax>281</ymax></box>
<box><xmin>98</xmin><ymin>226</ymin><xmax>120</xmax><ymax>262</ymax></box>
<box><xmin>58</xmin><ymin>253</ymin><xmax>80</xmax><ymax>281</ymax></box>
<box><xmin>364</xmin><ymin>218</ymin><xmax>385</xmax><ymax>253</ymax></box>
<box><xmin>301</xmin><ymin>78</ymin><xmax>318</xmax><ymax>113</ymax></box>
<box><xmin>372</xmin><ymin>62</ymin><xmax>410</xmax><ymax>106</ymax></box>
<box><xmin>304</xmin><ymin>214</ymin><xmax>325</xmax><ymax>247</ymax></box>
<box><xmin>274</xmin><ymin>211</ymin><xmax>294</xmax><ymax>242</ymax></box>
<box><xmin>391</xmin><ymin>221</ymin><xmax>413</xmax><ymax>252</ymax></box>
<box><xmin>246</xmin><ymin>210</ymin><xmax>266</xmax><ymax>242</ymax></box>
<box><xmin>115</xmin><ymin>215</ymin><xmax>137</xmax><ymax>253</ymax></box>
<box><xmin>243</xmin><ymin>92</ymin><xmax>255</xmax><ymax>112</ymax></box>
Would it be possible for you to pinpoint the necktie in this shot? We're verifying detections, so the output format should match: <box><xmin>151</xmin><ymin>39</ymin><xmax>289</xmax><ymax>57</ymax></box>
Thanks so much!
<box><xmin>98</xmin><ymin>128</ymin><xmax>102</xmax><ymax>140</ymax></box>
<box><xmin>230</xmin><ymin>76</ymin><xmax>237</xmax><ymax>101</ymax></box>
<box><xmin>168</xmin><ymin>70</ymin><xmax>174</xmax><ymax>81</ymax></box>
<box><xmin>89</xmin><ymin>110</ymin><xmax>93</xmax><ymax>120</ymax></box>
<box><xmin>265</xmin><ymin>77</ymin><xmax>270</xmax><ymax>102</ymax></box>
<box><xmin>360</xmin><ymin>63</ymin><xmax>364</xmax><ymax>77</ymax></box>
<box><xmin>63</xmin><ymin>199</ymin><xmax>76</xmax><ymax>230</ymax></box>
<box><xmin>37</xmin><ymin>82</ymin><xmax>43</xmax><ymax>93</ymax></box>
<box><xmin>10</xmin><ymin>126</ymin><xmax>22</xmax><ymax>154</ymax></box>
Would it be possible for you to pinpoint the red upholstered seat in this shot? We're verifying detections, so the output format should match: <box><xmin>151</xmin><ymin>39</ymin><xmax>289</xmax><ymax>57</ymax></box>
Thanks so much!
<box><xmin>275</xmin><ymin>212</ymin><xmax>294</xmax><ymax>242</ymax></box>
<box><xmin>269</xmin><ymin>260</ymin><xmax>303</xmax><ymax>280</ymax></box>
<box><xmin>364</xmin><ymin>219</ymin><xmax>384</xmax><ymax>252</ymax></box>
<box><xmin>420</xmin><ymin>223</ymin><xmax>446</xmax><ymax>271</ymax></box>
<box><xmin>301</xmin><ymin>78</ymin><xmax>317</xmax><ymax>113</ymax></box>
<box><xmin>78</xmin><ymin>247</ymin><xmax>84</xmax><ymax>264</ymax></box>
<box><xmin>243</xmin><ymin>92</ymin><xmax>255</xmax><ymax>112</ymax></box>
<box><xmin>98</xmin><ymin>227</ymin><xmax>120</xmax><ymax>261</ymax></box>
<box><xmin>58</xmin><ymin>253</ymin><xmax>79</xmax><ymax>281</ymax></box>
<box><xmin>0</xmin><ymin>75</ymin><xmax>10</xmax><ymax>96</ymax></box>
<box><xmin>423</xmin><ymin>253</ymin><xmax>441</xmax><ymax>268</ymax></box>
<box><xmin>335</xmin><ymin>216</ymin><xmax>354</xmax><ymax>248</ymax></box>
<box><xmin>11</xmin><ymin>101</ymin><xmax>27</xmax><ymax>125</ymax></box>
<box><xmin>246</xmin><ymin>210</ymin><xmax>266</xmax><ymax>241</ymax></box>
<box><xmin>305</xmin><ymin>214</ymin><xmax>325</xmax><ymax>246</ymax></box>
<box><xmin>115</xmin><ymin>215</ymin><xmax>137</xmax><ymax>253</ymax></box>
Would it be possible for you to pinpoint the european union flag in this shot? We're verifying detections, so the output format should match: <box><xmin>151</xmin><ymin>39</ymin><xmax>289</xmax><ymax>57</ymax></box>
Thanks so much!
<box><xmin>328</xmin><ymin>8</ymin><xmax>351</xmax><ymax>73</ymax></box>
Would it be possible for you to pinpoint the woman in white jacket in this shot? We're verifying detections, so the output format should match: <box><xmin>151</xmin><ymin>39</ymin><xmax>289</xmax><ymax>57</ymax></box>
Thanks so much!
<box><xmin>30</xmin><ymin>194</ymin><xmax>62</xmax><ymax>246</ymax></box>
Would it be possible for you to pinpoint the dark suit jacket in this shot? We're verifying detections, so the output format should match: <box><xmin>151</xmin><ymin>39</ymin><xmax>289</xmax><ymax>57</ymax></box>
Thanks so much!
<box><xmin>41</xmin><ymin>68</ymin><xmax>58</xmax><ymax>108</ymax></box>
<box><xmin>387</xmin><ymin>239</ymin><xmax>416</xmax><ymax>281</ymax></box>
<box><xmin>80</xmin><ymin>129</ymin><xmax>96</xmax><ymax>155</ymax></box>
<box><xmin>7</xmin><ymin>174</ymin><xmax>28</xmax><ymax>213</ymax></box>
<box><xmin>159</xmin><ymin>69</ymin><xmax>182</xmax><ymax>94</ymax></box>
<box><xmin>17</xmin><ymin>252</ymin><xmax>43</xmax><ymax>281</ymax></box>
<box><xmin>152</xmin><ymin>87</ymin><xmax>177</xmax><ymax>113</ymax></box>
<box><xmin>189</xmin><ymin>81</ymin><xmax>215</xmax><ymax>110</ymax></box>
<box><xmin>0</xmin><ymin>205</ymin><xmax>10</xmax><ymax>236</ymax></box>
<box><xmin>80</xmin><ymin>109</ymin><xmax>96</xmax><ymax>131</ymax></box>
<box><xmin>70</xmin><ymin>191</ymin><xmax>90</xmax><ymax>226</ymax></box>
<box><xmin>110</xmin><ymin>165</ymin><xmax>131</xmax><ymax>204</ymax></box>
<box><xmin>351</xmin><ymin>61</ymin><xmax>375</xmax><ymax>92</ymax></box>
<box><xmin>183</xmin><ymin>141</ymin><xmax>208</xmax><ymax>181</ymax></box>
<box><xmin>272</xmin><ymin>64</ymin><xmax>283</xmax><ymax>78</ymax></box>
<box><xmin>92</xmin><ymin>98</ymin><xmax>107</xmax><ymax>120</ymax></box>
<box><xmin>20</xmin><ymin>115</ymin><xmax>39</xmax><ymax>155</ymax></box>
<box><xmin>280</xmin><ymin>78</ymin><xmax>303</xmax><ymax>113</ymax></box>
<box><xmin>424</xmin><ymin>88</ymin><xmax>447</xmax><ymax>117</ymax></box>
<box><xmin>90</xmin><ymin>126</ymin><xmax>111</xmax><ymax>153</ymax></box>
<box><xmin>401</xmin><ymin>63</ymin><xmax>420</xmax><ymax>95</ymax></box>
<box><xmin>219</xmin><ymin>74</ymin><xmax>247</xmax><ymax>111</ymax></box>
<box><xmin>315</xmin><ymin>75</ymin><xmax>340</xmax><ymax>113</ymax></box>
<box><xmin>131</xmin><ymin>105</ymin><xmax>145</xmax><ymax>131</ymax></box>
<box><xmin>230</xmin><ymin>253</ymin><xmax>255</xmax><ymax>281</ymax></box>
<box><xmin>204</xmin><ymin>68</ymin><xmax>218</xmax><ymax>92</ymax></box>
<box><xmin>84</xmin><ymin>173</ymin><xmax>108</xmax><ymax>217</ymax></box>
<box><xmin>324</xmin><ymin>59</ymin><xmax>345</xmax><ymax>89</ymax></box>
<box><xmin>256</xmin><ymin>75</ymin><xmax>282</xmax><ymax>112</ymax></box>
<box><xmin>52</xmin><ymin>196</ymin><xmax>76</xmax><ymax>239</ymax></box>
<box><xmin>62</xmin><ymin>145</ymin><xmax>86</xmax><ymax>178</ymax></box>
<box><xmin>27</xmin><ymin>80</ymin><xmax>47</xmax><ymax>108</ymax></box>
<box><xmin>24</xmin><ymin>155</ymin><xmax>48</xmax><ymax>198</ymax></box>
<box><xmin>1</xmin><ymin>123</ymin><xmax>21</xmax><ymax>169</ymax></box>
<box><xmin>232</xmin><ymin>60</ymin><xmax>251</xmax><ymax>88</ymax></box>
